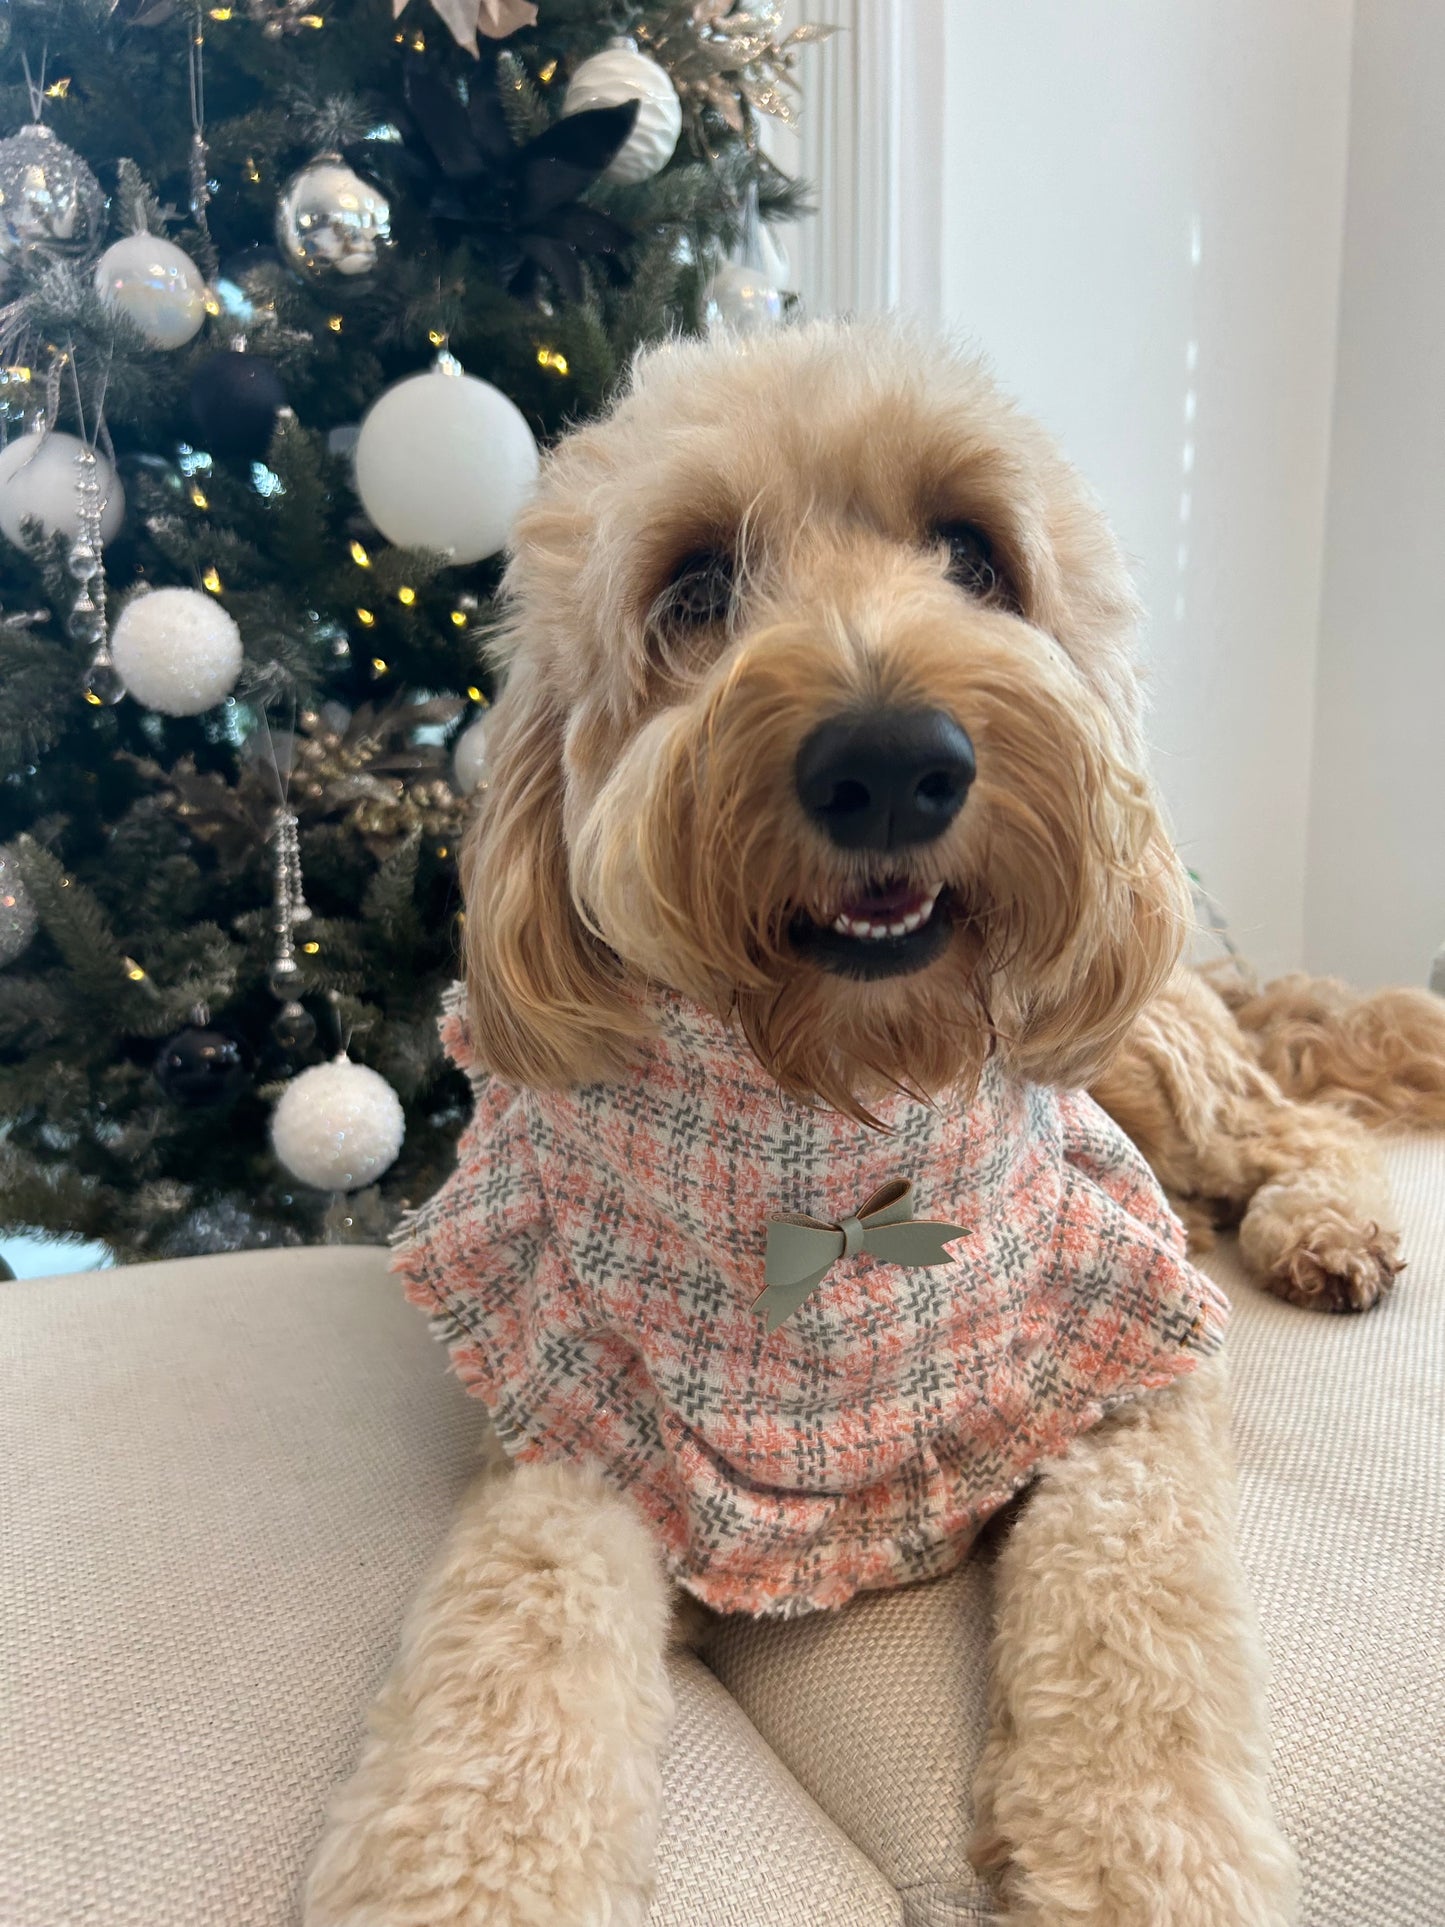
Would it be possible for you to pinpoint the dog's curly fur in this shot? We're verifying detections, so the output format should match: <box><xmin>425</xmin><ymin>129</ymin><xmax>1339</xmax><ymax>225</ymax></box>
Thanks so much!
<box><xmin>306</xmin><ymin>322</ymin><xmax>1444</xmax><ymax>1927</ymax></box>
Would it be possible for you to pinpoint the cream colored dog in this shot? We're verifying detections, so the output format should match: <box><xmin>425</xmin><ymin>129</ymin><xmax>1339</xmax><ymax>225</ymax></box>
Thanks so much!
<box><xmin>300</xmin><ymin>321</ymin><xmax>1445</xmax><ymax>1926</ymax></box>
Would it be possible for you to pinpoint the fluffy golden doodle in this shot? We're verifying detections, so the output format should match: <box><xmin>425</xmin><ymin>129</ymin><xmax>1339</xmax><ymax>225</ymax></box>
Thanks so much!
<box><xmin>305</xmin><ymin>322</ymin><xmax>1444</xmax><ymax>1927</ymax></box>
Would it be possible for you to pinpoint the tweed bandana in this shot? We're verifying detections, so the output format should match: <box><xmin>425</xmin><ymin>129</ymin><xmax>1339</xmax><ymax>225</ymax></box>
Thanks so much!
<box><xmin>395</xmin><ymin>986</ymin><xmax>1228</xmax><ymax>1617</ymax></box>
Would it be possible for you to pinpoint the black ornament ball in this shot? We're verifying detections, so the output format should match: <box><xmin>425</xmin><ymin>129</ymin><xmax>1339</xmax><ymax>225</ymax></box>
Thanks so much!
<box><xmin>153</xmin><ymin>1026</ymin><xmax>251</xmax><ymax>1108</ymax></box>
<box><xmin>271</xmin><ymin>999</ymin><xmax>317</xmax><ymax>1052</ymax></box>
<box><xmin>189</xmin><ymin>351</ymin><xmax>287</xmax><ymax>462</ymax></box>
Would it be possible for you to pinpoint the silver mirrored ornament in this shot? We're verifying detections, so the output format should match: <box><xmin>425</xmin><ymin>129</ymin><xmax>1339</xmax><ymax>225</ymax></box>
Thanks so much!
<box><xmin>276</xmin><ymin>156</ymin><xmax>391</xmax><ymax>280</ymax></box>
<box><xmin>0</xmin><ymin>125</ymin><xmax>106</xmax><ymax>290</ymax></box>
<box><xmin>0</xmin><ymin>846</ymin><xmax>38</xmax><ymax>966</ymax></box>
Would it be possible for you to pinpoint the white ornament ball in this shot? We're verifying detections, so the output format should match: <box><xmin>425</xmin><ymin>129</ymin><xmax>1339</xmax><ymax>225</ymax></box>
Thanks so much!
<box><xmin>563</xmin><ymin>43</ymin><xmax>682</xmax><ymax>186</ymax></box>
<box><xmin>0</xmin><ymin>432</ymin><xmax>125</xmax><ymax>549</ymax></box>
<box><xmin>271</xmin><ymin>1056</ymin><xmax>405</xmax><ymax>1191</ymax></box>
<box><xmin>94</xmin><ymin>233</ymin><xmax>207</xmax><ymax>349</ymax></box>
<box><xmin>0</xmin><ymin>845</ymin><xmax>38</xmax><ymax>967</ymax></box>
<box><xmin>276</xmin><ymin>156</ymin><xmax>392</xmax><ymax>280</ymax></box>
<box><xmin>353</xmin><ymin>363</ymin><xmax>539</xmax><ymax>566</ymax></box>
<box><xmin>453</xmin><ymin>711</ymin><xmax>491</xmax><ymax>794</ymax></box>
<box><xmin>111</xmin><ymin>586</ymin><xmax>244</xmax><ymax>717</ymax></box>
<box><xmin>704</xmin><ymin>261</ymin><xmax>784</xmax><ymax>337</ymax></box>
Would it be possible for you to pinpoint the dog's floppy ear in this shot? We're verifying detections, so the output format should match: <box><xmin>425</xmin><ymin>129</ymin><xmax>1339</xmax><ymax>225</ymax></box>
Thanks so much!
<box><xmin>459</xmin><ymin>673</ymin><xmax>644</xmax><ymax>1090</ymax></box>
<box><xmin>1006</xmin><ymin>820</ymin><xmax>1191</xmax><ymax>1093</ymax></box>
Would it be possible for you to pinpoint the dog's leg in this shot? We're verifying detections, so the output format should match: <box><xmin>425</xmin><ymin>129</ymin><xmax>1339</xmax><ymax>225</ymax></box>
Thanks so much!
<box><xmin>303</xmin><ymin>1456</ymin><xmax>673</xmax><ymax>1927</ymax></box>
<box><xmin>971</xmin><ymin>1356</ymin><xmax>1298</xmax><ymax>1927</ymax></box>
<box><xmin>1093</xmin><ymin>969</ymin><xmax>1402</xmax><ymax>1311</ymax></box>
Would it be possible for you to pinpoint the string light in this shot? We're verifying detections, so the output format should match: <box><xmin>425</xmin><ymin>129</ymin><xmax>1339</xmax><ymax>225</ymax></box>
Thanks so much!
<box><xmin>349</xmin><ymin>539</ymin><xmax>371</xmax><ymax>567</ymax></box>
<box><xmin>536</xmin><ymin>347</ymin><xmax>569</xmax><ymax>375</ymax></box>
<box><xmin>122</xmin><ymin>958</ymin><xmax>147</xmax><ymax>982</ymax></box>
<box><xmin>244</xmin><ymin>157</ymin><xmax>261</xmax><ymax>184</ymax></box>
<box><xmin>44</xmin><ymin>77</ymin><xmax>71</xmax><ymax>98</ymax></box>
<box><xmin>298</xmin><ymin>11</ymin><xmax>325</xmax><ymax>24</ymax></box>
<box><xmin>371</xmin><ymin>656</ymin><xmax>389</xmax><ymax>674</ymax></box>
<box><xmin>203</xmin><ymin>295</ymin><xmax>221</xmax><ymax>316</ymax></box>
<box><xmin>202</xmin><ymin>567</ymin><xmax>223</xmax><ymax>594</ymax></box>
<box><xmin>411</xmin><ymin>32</ymin><xmax>425</xmax><ymax>50</ymax></box>
<box><xmin>83</xmin><ymin>687</ymin><xmax>105</xmax><ymax>708</ymax></box>
<box><xmin>302</xmin><ymin>939</ymin><xmax>321</xmax><ymax>954</ymax></box>
<box><xmin>427</xmin><ymin>329</ymin><xmax>445</xmax><ymax>347</ymax></box>
<box><xmin>466</xmin><ymin>685</ymin><xmax>484</xmax><ymax>703</ymax></box>
<box><xmin>538</xmin><ymin>59</ymin><xmax>558</xmax><ymax>82</ymax></box>
<box><xmin>396</xmin><ymin>585</ymin><xmax>416</xmax><ymax>606</ymax></box>
<box><xmin>436</xmin><ymin>845</ymin><xmax>450</xmax><ymax>858</ymax></box>
<box><xmin>191</xmin><ymin>488</ymin><xmax>209</xmax><ymax>510</ymax></box>
<box><xmin>356</xmin><ymin>607</ymin><xmax>376</xmax><ymax>627</ymax></box>
<box><xmin>450</xmin><ymin>609</ymin><xmax>467</xmax><ymax>627</ymax></box>
<box><xmin>209</xmin><ymin>6</ymin><xmax>234</xmax><ymax>17</ymax></box>
<box><xmin>327</xmin><ymin>315</ymin><xmax>343</xmax><ymax>333</ymax></box>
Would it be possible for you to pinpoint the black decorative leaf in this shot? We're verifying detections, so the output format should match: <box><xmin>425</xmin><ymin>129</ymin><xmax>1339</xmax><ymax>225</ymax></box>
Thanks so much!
<box><xmin>519</xmin><ymin>102</ymin><xmax>639</xmax><ymax>218</ymax></box>
<box><xmin>404</xmin><ymin>64</ymin><xmax>488</xmax><ymax>181</ymax></box>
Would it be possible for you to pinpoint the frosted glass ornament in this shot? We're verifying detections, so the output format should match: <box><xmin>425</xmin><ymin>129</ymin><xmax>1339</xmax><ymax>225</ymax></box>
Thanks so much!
<box><xmin>271</xmin><ymin>1055</ymin><xmax>405</xmax><ymax>1191</ymax></box>
<box><xmin>111</xmin><ymin>586</ymin><xmax>244</xmax><ymax>717</ymax></box>
<box><xmin>452</xmin><ymin>711</ymin><xmax>491</xmax><ymax>794</ymax></box>
<box><xmin>703</xmin><ymin>261</ymin><xmax>784</xmax><ymax>337</ymax></box>
<box><xmin>94</xmin><ymin>233</ymin><xmax>208</xmax><ymax>349</ymax></box>
<box><xmin>0</xmin><ymin>432</ymin><xmax>124</xmax><ymax>548</ymax></box>
<box><xmin>563</xmin><ymin>42</ymin><xmax>682</xmax><ymax>186</ymax></box>
<box><xmin>353</xmin><ymin>360</ymin><xmax>539</xmax><ymax>565</ymax></box>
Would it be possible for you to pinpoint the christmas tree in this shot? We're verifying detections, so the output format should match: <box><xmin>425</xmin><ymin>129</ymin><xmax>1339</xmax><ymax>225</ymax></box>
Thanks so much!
<box><xmin>0</xmin><ymin>0</ymin><xmax>821</xmax><ymax>1263</ymax></box>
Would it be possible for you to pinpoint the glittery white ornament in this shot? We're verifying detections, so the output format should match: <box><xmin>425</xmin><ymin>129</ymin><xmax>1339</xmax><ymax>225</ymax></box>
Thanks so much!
<box><xmin>703</xmin><ymin>260</ymin><xmax>784</xmax><ymax>336</ymax></box>
<box><xmin>271</xmin><ymin>1056</ymin><xmax>405</xmax><ymax>1191</ymax></box>
<box><xmin>276</xmin><ymin>156</ymin><xmax>392</xmax><ymax>279</ymax></box>
<box><xmin>94</xmin><ymin>232</ymin><xmax>208</xmax><ymax>349</ymax></box>
<box><xmin>563</xmin><ymin>42</ymin><xmax>682</xmax><ymax>185</ymax></box>
<box><xmin>353</xmin><ymin>358</ymin><xmax>539</xmax><ymax>565</ymax></box>
<box><xmin>0</xmin><ymin>432</ymin><xmax>125</xmax><ymax>548</ymax></box>
<box><xmin>0</xmin><ymin>845</ymin><xmax>38</xmax><ymax>967</ymax></box>
<box><xmin>452</xmin><ymin>710</ymin><xmax>491</xmax><ymax>793</ymax></box>
<box><xmin>0</xmin><ymin>124</ymin><xmax>106</xmax><ymax>290</ymax></box>
<box><xmin>111</xmin><ymin>587</ymin><xmax>244</xmax><ymax>717</ymax></box>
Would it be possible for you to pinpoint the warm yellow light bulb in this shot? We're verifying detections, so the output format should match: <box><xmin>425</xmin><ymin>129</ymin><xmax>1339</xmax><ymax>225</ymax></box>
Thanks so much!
<box><xmin>349</xmin><ymin>540</ymin><xmax>371</xmax><ymax>567</ymax></box>
<box><xmin>327</xmin><ymin>314</ymin><xmax>343</xmax><ymax>333</ymax></box>
<box><xmin>538</xmin><ymin>59</ymin><xmax>558</xmax><ymax>82</ymax></box>
<box><xmin>356</xmin><ymin>607</ymin><xmax>376</xmax><ymax>627</ymax></box>
<box><xmin>428</xmin><ymin>329</ymin><xmax>445</xmax><ymax>348</ymax></box>
<box><xmin>302</xmin><ymin>940</ymin><xmax>321</xmax><ymax>954</ymax></box>
<box><xmin>450</xmin><ymin>609</ymin><xmax>468</xmax><ymax>628</ymax></box>
<box><xmin>397</xmin><ymin>585</ymin><xmax>416</xmax><ymax>607</ymax></box>
<box><xmin>202</xmin><ymin>567</ymin><xmax>222</xmax><ymax>594</ymax></box>
<box><xmin>191</xmin><ymin>489</ymin><xmax>209</xmax><ymax>510</ymax></box>
<box><xmin>371</xmin><ymin>656</ymin><xmax>389</xmax><ymax>674</ymax></box>
<box><xmin>466</xmin><ymin>685</ymin><xmax>484</xmax><ymax>703</ymax></box>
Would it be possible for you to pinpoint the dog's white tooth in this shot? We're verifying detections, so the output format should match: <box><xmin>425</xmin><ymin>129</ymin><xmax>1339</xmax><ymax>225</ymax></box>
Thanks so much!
<box><xmin>832</xmin><ymin>915</ymin><xmax>850</xmax><ymax>934</ymax></box>
<box><xmin>888</xmin><ymin>921</ymin><xmax>907</xmax><ymax>937</ymax></box>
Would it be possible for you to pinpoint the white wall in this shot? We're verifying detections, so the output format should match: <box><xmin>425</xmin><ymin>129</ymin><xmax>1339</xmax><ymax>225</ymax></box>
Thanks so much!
<box><xmin>792</xmin><ymin>0</ymin><xmax>1357</xmax><ymax>979</ymax></box>
<box><xmin>1303</xmin><ymin>0</ymin><xmax>1445</xmax><ymax>988</ymax></box>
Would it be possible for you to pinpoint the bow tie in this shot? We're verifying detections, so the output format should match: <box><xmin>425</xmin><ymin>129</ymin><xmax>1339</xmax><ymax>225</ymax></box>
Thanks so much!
<box><xmin>755</xmin><ymin>1179</ymin><xmax>968</xmax><ymax>1332</ymax></box>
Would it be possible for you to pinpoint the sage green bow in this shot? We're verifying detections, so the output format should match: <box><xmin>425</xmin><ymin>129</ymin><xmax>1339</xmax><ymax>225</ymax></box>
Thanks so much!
<box><xmin>754</xmin><ymin>1179</ymin><xmax>968</xmax><ymax>1332</ymax></box>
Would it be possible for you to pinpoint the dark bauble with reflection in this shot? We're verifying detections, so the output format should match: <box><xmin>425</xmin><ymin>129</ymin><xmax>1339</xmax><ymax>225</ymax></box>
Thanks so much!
<box><xmin>153</xmin><ymin>1025</ymin><xmax>251</xmax><ymax>1108</ymax></box>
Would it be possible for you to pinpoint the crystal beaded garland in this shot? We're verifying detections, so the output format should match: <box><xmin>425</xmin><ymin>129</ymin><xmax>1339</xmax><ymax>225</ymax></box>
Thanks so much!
<box><xmin>353</xmin><ymin>357</ymin><xmax>539</xmax><ymax>565</ymax></box>
<box><xmin>110</xmin><ymin>586</ymin><xmax>244</xmax><ymax>716</ymax></box>
<box><xmin>0</xmin><ymin>845</ymin><xmax>38</xmax><ymax>966</ymax></box>
<box><xmin>0</xmin><ymin>124</ymin><xmax>106</xmax><ymax>290</ymax></box>
<box><xmin>270</xmin><ymin>1056</ymin><xmax>405</xmax><ymax>1191</ymax></box>
<box><xmin>94</xmin><ymin>233</ymin><xmax>208</xmax><ymax>349</ymax></box>
<box><xmin>562</xmin><ymin>42</ymin><xmax>682</xmax><ymax>185</ymax></box>
<box><xmin>0</xmin><ymin>433</ymin><xmax>125</xmax><ymax>548</ymax></box>
<box><xmin>276</xmin><ymin>155</ymin><xmax>392</xmax><ymax>279</ymax></box>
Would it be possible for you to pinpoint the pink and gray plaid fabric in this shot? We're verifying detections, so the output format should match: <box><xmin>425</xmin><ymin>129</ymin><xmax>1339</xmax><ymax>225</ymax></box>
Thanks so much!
<box><xmin>395</xmin><ymin>987</ymin><xmax>1228</xmax><ymax>1616</ymax></box>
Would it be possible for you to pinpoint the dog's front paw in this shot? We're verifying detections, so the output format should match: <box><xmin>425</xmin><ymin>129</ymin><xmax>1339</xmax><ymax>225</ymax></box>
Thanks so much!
<box><xmin>1267</xmin><ymin>1218</ymin><xmax>1403</xmax><ymax>1313</ymax></box>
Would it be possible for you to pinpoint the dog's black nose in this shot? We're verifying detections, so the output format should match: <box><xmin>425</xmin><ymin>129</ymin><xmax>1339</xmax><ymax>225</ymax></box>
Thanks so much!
<box><xmin>795</xmin><ymin>708</ymin><xmax>976</xmax><ymax>852</ymax></box>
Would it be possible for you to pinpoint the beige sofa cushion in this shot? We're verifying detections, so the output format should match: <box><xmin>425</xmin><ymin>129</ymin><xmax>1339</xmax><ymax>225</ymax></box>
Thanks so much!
<box><xmin>704</xmin><ymin>1132</ymin><xmax>1445</xmax><ymax>1926</ymax></box>
<box><xmin>0</xmin><ymin>1245</ymin><xmax>899</xmax><ymax>1927</ymax></box>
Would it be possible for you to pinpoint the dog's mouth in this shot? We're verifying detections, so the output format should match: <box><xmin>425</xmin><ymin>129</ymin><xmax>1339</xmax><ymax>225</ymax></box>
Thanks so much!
<box><xmin>789</xmin><ymin>879</ymin><xmax>953</xmax><ymax>979</ymax></box>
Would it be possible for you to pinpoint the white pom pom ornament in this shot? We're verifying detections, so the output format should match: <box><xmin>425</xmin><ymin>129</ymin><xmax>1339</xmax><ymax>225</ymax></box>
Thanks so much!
<box><xmin>452</xmin><ymin>711</ymin><xmax>491</xmax><ymax>794</ymax></box>
<box><xmin>563</xmin><ymin>41</ymin><xmax>682</xmax><ymax>185</ymax></box>
<box><xmin>111</xmin><ymin>586</ymin><xmax>244</xmax><ymax>717</ymax></box>
<box><xmin>271</xmin><ymin>1055</ymin><xmax>405</xmax><ymax>1191</ymax></box>
<box><xmin>353</xmin><ymin>357</ymin><xmax>539</xmax><ymax>566</ymax></box>
<box><xmin>94</xmin><ymin>233</ymin><xmax>208</xmax><ymax>349</ymax></box>
<box><xmin>0</xmin><ymin>432</ymin><xmax>124</xmax><ymax>548</ymax></box>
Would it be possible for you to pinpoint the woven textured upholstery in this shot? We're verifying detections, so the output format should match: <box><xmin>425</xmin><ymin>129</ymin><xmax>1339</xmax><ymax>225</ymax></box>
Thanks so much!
<box><xmin>3</xmin><ymin>1133</ymin><xmax>1442</xmax><ymax>1926</ymax></box>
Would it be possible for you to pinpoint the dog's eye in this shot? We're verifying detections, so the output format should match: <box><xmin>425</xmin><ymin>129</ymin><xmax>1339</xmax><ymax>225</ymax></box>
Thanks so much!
<box><xmin>661</xmin><ymin>548</ymin><xmax>735</xmax><ymax>631</ymax></box>
<box><xmin>936</xmin><ymin>521</ymin><xmax>1013</xmax><ymax>606</ymax></box>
